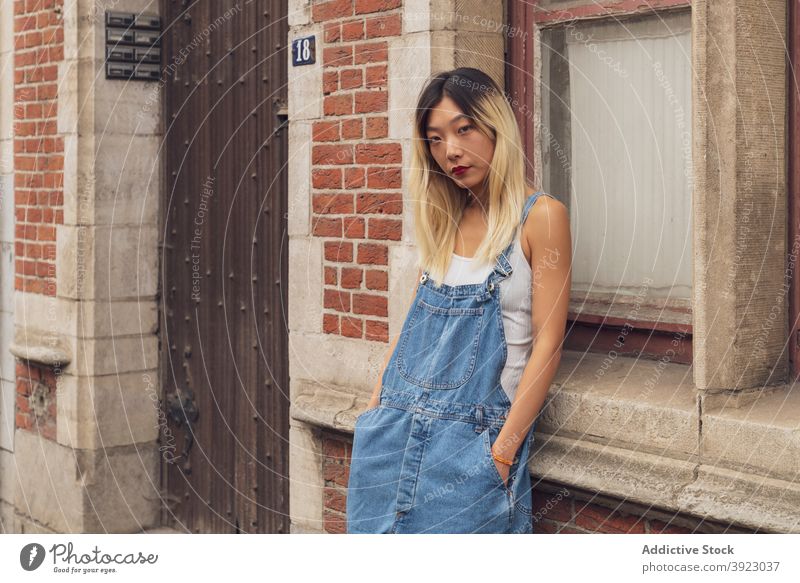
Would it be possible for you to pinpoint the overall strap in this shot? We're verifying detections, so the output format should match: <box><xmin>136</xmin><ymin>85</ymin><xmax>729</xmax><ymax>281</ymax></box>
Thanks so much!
<box><xmin>520</xmin><ymin>191</ymin><xmax>547</xmax><ymax>228</ymax></box>
<box><xmin>488</xmin><ymin>191</ymin><xmax>550</xmax><ymax>285</ymax></box>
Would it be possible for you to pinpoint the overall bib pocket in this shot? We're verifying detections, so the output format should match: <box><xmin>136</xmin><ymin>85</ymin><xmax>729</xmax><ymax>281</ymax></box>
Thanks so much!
<box><xmin>396</xmin><ymin>299</ymin><xmax>485</xmax><ymax>389</ymax></box>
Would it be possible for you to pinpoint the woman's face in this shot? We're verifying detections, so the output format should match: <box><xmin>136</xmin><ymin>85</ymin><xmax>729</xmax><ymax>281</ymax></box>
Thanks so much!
<box><xmin>424</xmin><ymin>95</ymin><xmax>495</xmax><ymax>192</ymax></box>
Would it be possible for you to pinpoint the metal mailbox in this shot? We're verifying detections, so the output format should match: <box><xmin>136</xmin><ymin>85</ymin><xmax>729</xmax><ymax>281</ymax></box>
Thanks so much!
<box><xmin>105</xmin><ymin>11</ymin><xmax>162</xmax><ymax>80</ymax></box>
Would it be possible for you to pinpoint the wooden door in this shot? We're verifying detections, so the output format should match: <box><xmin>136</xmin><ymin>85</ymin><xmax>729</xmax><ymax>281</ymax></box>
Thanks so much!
<box><xmin>159</xmin><ymin>0</ymin><xmax>289</xmax><ymax>533</ymax></box>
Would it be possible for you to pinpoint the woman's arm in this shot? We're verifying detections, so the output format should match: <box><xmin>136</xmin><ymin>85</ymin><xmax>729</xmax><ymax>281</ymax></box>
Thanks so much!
<box><xmin>365</xmin><ymin>267</ymin><xmax>423</xmax><ymax>409</ymax></box>
<box><xmin>492</xmin><ymin>196</ymin><xmax>572</xmax><ymax>470</ymax></box>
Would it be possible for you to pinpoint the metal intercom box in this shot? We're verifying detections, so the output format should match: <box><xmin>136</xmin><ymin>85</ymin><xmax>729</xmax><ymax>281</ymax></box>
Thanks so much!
<box><xmin>105</xmin><ymin>11</ymin><xmax>162</xmax><ymax>81</ymax></box>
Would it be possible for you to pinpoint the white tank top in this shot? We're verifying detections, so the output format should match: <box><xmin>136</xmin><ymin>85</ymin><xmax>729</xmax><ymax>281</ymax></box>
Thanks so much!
<box><xmin>442</xmin><ymin>235</ymin><xmax>533</xmax><ymax>404</ymax></box>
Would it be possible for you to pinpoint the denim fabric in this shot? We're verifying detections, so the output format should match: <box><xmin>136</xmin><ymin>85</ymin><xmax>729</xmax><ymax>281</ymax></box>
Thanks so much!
<box><xmin>346</xmin><ymin>192</ymin><xmax>546</xmax><ymax>534</ymax></box>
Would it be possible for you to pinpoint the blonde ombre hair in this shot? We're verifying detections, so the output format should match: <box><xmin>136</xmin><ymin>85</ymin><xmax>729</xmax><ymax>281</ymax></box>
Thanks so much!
<box><xmin>410</xmin><ymin>67</ymin><xmax>530</xmax><ymax>287</ymax></box>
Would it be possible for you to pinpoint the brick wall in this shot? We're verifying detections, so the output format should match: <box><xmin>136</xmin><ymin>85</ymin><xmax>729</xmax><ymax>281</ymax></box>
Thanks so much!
<box><xmin>321</xmin><ymin>432</ymin><xmax>351</xmax><ymax>533</ymax></box>
<box><xmin>13</xmin><ymin>0</ymin><xmax>64</xmax><ymax>297</ymax></box>
<box><xmin>15</xmin><ymin>360</ymin><xmax>57</xmax><ymax>440</ymax></box>
<box><xmin>320</xmin><ymin>430</ymin><xmax>758</xmax><ymax>534</ymax></box>
<box><xmin>311</xmin><ymin>0</ymin><xmax>403</xmax><ymax>343</ymax></box>
<box><xmin>12</xmin><ymin>0</ymin><xmax>65</xmax><ymax>438</ymax></box>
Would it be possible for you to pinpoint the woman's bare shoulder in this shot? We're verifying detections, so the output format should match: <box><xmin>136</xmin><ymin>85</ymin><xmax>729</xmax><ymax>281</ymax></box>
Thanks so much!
<box><xmin>521</xmin><ymin>194</ymin><xmax>570</xmax><ymax>264</ymax></box>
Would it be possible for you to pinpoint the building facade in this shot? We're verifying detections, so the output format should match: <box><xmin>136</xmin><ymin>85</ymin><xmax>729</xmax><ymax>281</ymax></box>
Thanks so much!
<box><xmin>0</xmin><ymin>0</ymin><xmax>797</xmax><ymax>534</ymax></box>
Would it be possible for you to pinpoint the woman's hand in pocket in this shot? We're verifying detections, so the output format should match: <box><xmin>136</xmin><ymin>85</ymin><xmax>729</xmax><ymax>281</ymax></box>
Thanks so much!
<box><xmin>493</xmin><ymin>457</ymin><xmax>511</xmax><ymax>488</ymax></box>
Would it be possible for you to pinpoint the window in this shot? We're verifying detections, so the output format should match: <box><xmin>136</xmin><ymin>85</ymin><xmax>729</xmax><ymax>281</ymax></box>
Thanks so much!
<box><xmin>508</xmin><ymin>5</ymin><xmax>693</xmax><ymax>360</ymax></box>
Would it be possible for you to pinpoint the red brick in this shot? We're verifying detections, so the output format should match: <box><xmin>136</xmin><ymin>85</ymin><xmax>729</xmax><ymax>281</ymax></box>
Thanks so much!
<box><xmin>313</xmin><ymin>193</ymin><xmax>353</xmax><ymax>214</ymax></box>
<box><xmin>340</xmin><ymin>68</ymin><xmax>363</xmax><ymax>90</ymax></box>
<box><xmin>357</xmin><ymin>242</ymin><xmax>388</xmax><ymax>265</ymax></box>
<box><xmin>354</xmin><ymin>90</ymin><xmax>388</xmax><ymax>113</ymax></box>
<box><xmin>368</xmin><ymin>217</ymin><xmax>402</xmax><ymax>240</ymax></box>
<box><xmin>340</xmin><ymin>117</ymin><xmax>363</xmax><ymax>139</ymax></box>
<box><xmin>16</xmin><ymin>394</ymin><xmax>30</xmax><ymax>414</ymax></box>
<box><xmin>324</xmin><ymin>266</ymin><xmax>338</xmax><ymax>285</ymax></box>
<box><xmin>355</xmin><ymin>143</ymin><xmax>400</xmax><ymax>164</ymax></box>
<box><xmin>365</xmin><ymin>64</ymin><xmax>387</xmax><ymax>88</ymax></box>
<box><xmin>355</xmin><ymin>0</ymin><xmax>401</xmax><ymax>14</ymax></box>
<box><xmin>341</xmin><ymin>315</ymin><xmax>363</xmax><ymax>338</ymax></box>
<box><xmin>312</xmin><ymin>0</ymin><xmax>353</xmax><ymax>21</ymax></box>
<box><xmin>343</xmin><ymin>216</ymin><xmax>365</xmax><ymax>238</ymax></box>
<box><xmin>37</xmin><ymin>225</ymin><xmax>55</xmax><ymax>241</ymax></box>
<box><xmin>14</xmin><ymin>121</ymin><xmax>35</xmax><ymax>136</ymax></box>
<box><xmin>312</xmin><ymin>144</ymin><xmax>354</xmax><ymax>165</ymax></box>
<box><xmin>531</xmin><ymin>489</ymin><xmax>573</xmax><ymax>522</ymax></box>
<box><xmin>324</xmin><ymin>240</ymin><xmax>354</xmax><ymax>262</ymax></box>
<box><xmin>352</xmin><ymin>293</ymin><xmax>387</xmax><ymax>317</ymax></box>
<box><xmin>36</xmin><ymin>260</ymin><xmax>53</xmax><ymax>277</ymax></box>
<box><xmin>323</xmin><ymin>94</ymin><xmax>353</xmax><ymax>116</ymax></box>
<box><xmin>24</xmin><ymin>102</ymin><xmax>42</xmax><ymax>117</ymax></box>
<box><xmin>38</xmin><ymin>120</ymin><xmax>57</xmax><ymax>135</ymax></box>
<box><xmin>574</xmin><ymin>503</ymin><xmax>646</xmax><ymax>534</ymax></box>
<box><xmin>344</xmin><ymin>167</ymin><xmax>365</xmax><ymax>189</ymax></box>
<box><xmin>340</xmin><ymin>267</ymin><xmax>363</xmax><ymax>288</ymax></box>
<box><xmin>324</xmin><ymin>288</ymin><xmax>351</xmax><ymax>312</ymax></box>
<box><xmin>42</xmin><ymin>64</ymin><xmax>57</xmax><ymax>82</ymax></box>
<box><xmin>14</xmin><ymin>14</ymin><xmax>36</xmax><ymax>32</ymax></box>
<box><xmin>365</xmin><ymin>269</ymin><xmax>388</xmax><ymax>290</ymax></box>
<box><xmin>14</xmin><ymin>87</ymin><xmax>35</xmax><ymax>102</ymax></box>
<box><xmin>313</xmin><ymin>120</ymin><xmax>340</xmax><ymax>142</ymax></box>
<box><xmin>323</xmin><ymin>313</ymin><xmax>340</xmax><ymax>334</ymax></box>
<box><xmin>16</xmin><ymin>378</ymin><xmax>31</xmax><ymax>396</ymax></box>
<box><xmin>365</xmin><ymin>14</ymin><xmax>401</xmax><ymax>38</ymax></box>
<box><xmin>323</xmin><ymin>509</ymin><xmax>347</xmax><ymax>534</ymax></box>
<box><xmin>312</xmin><ymin>168</ymin><xmax>343</xmax><ymax>189</ymax></box>
<box><xmin>354</xmin><ymin>41</ymin><xmax>387</xmax><ymax>64</ymax></box>
<box><xmin>356</xmin><ymin>191</ymin><xmax>402</xmax><ymax>214</ymax></box>
<box><xmin>324</xmin><ymin>22</ymin><xmax>341</xmax><ymax>43</ymax></box>
<box><xmin>323</xmin><ymin>70</ymin><xmax>339</xmax><ymax>94</ymax></box>
<box><xmin>341</xmin><ymin>19</ymin><xmax>365</xmax><ymax>41</ymax></box>
<box><xmin>534</xmin><ymin>520</ymin><xmax>559</xmax><ymax>534</ymax></box>
<box><xmin>20</xmin><ymin>245</ymin><xmax>36</xmax><ymax>261</ymax></box>
<box><xmin>323</xmin><ymin>45</ymin><xmax>353</xmax><ymax>68</ymax></box>
<box><xmin>365</xmin><ymin>116</ymin><xmax>388</xmax><ymax>138</ymax></box>
<box><xmin>312</xmin><ymin>217</ymin><xmax>343</xmax><ymax>237</ymax></box>
<box><xmin>366</xmin><ymin>166</ymin><xmax>401</xmax><ymax>189</ymax></box>
<box><xmin>17</xmin><ymin>259</ymin><xmax>34</xmax><ymax>275</ymax></box>
<box><xmin>15</xmin><ymin>412</ymin><xmax>31</xmax><ymax>430</ymax></box>
<box><xmin>14</xmin><ymin>156</ymin><xmax>36</xmax><ymax>171</ymax></box>
<box><xmin>323</xmin><ymin>461</ymin><xmax>350</xmax><ymax>487</ymax></box>
<box><xmin>365</xmin><ymin>320</ymin><xmax>389</xmax><ymax>342</ymax></box>
<box><xmin>323</xmin><ymin>487</ymin><xmax>345</xmax><ymax>512</ymax></box>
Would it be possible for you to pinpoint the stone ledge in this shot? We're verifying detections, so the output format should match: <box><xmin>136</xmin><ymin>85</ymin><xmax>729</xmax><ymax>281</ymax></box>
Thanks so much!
<box><xmin>10</xmin><ymin>326</ymin><xmax>72</xmax><ymax>366</ymax></box>
<box><xmin>530</xmin><ymin>434</ymin><xmax>800</xmax><ymax>533</ymax></box>
<box><xmin>291</xmin><ymin>382</ymin><xmax>363</xmax><ymax>432</ymax></box>
<box><xmin>291</xmin><ymin>351</ymin><xmax>800</xmax><ymax>532</ymax></box>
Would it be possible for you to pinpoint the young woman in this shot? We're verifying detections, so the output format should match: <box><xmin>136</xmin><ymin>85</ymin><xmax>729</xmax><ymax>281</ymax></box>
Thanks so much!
<box><xmin>345</xmin><ymin>67</ymin><xmax>572</xmax><ymax>534</ymax></box>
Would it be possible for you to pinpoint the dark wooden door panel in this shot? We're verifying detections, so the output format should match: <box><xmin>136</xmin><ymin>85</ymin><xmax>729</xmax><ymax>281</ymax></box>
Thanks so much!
<box><xmin>160</xmin><ymin>0</ymin><xmax>289</xmax><ymax>533</ymax></box>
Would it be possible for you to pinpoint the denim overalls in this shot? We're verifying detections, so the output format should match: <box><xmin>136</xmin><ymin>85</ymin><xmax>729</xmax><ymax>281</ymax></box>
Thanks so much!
<box><xmin>345</xmin><ymin>192</ymin><xmax>546</xmax><ymax>534</ymax></box>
